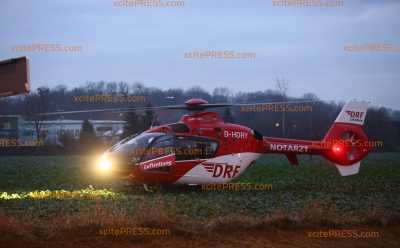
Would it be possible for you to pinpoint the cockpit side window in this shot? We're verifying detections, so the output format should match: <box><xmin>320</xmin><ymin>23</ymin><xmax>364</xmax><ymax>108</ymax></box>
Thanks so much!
<box><xmin>140</xmin><ymin>135</ymin><xmax>174</xmax><ymax>173</ymax></box>
<box><xmin>141</xmin><ymin>136</ymin><xmax>174</xmax><ymax>162</ymax></box>
<box><xmin>175</xmin><ymin>136</ymin><xmax>218</xmax><ymax>161</ymax></box>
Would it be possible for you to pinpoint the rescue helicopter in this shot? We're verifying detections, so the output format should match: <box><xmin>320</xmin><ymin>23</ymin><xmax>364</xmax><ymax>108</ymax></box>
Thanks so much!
<box><xmin>0</xmin><ymin>57</ymin><xmax>372</xmax><ymax>189</ymax></box>
<box><xmin>39</xmin><ymin>98</ymin><xmax>371</xmax><ymax>189</ymax></box>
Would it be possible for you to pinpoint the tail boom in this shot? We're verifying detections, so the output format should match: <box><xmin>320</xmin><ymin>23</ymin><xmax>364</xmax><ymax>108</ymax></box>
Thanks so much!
<box><xmin>262</xmin><ymin>101</ymin><xmax>370</xmax><ymax>176</ymax></box>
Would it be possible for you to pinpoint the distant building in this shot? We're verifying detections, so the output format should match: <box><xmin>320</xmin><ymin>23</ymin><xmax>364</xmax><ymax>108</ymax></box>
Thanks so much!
<box><xmin>0</xmin><ymin>115</ymin><xmax>125</xmax><ymax>146</ymax></box>
<box><xmin>0</xmin><ymin>115</ymin><xmax>20</xmax><ymax>139</ymax></box>
<box><xmin>22</xmin><ymin>119</ymin><xmax>126</xmax><ymax>139</ymax></box>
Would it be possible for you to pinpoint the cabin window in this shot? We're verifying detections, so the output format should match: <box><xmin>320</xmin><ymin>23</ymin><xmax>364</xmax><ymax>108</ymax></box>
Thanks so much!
<box><xmin>168</xmin><ymin>123</ymin><xmax>190</xmax><ymax>133</ymax></box>
<box><xmin>175</xmin><ymin>136</ymin><xmax>218</xmax><ymax>161</ymax></box>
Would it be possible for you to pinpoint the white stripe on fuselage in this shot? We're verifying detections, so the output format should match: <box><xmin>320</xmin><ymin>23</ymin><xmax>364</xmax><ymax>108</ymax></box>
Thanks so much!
<box><xmin>174</xmin><ymin>152</ymin><xmax>261</xmax><ymax>184</ymax></box>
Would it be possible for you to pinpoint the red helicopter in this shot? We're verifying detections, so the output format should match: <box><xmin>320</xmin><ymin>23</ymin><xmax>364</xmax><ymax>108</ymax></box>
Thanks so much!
<box><xmin>0</xmin><ymin>58</ymin><xmax>371</xmax><ymax>188</ymax></box>
<box><xmin>42</xmin><ymin>98</ymin><xmax>371</xmax><ymax>188</ymax></box>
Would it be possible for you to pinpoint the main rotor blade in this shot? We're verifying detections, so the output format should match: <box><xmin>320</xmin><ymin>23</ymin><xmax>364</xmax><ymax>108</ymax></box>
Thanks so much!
<box><xmin>232</xmin><ymin>99</ymin><xmax>317</xmax><ymax>106</ymax></box>
<box><xmin>36</xmin><ymin>99</ymin><xmax>316</xmax><ymax>116</ymax></box>
<box><xmin>36</xmin><ymin>105</ymin><xmax>186</xmax><ymax>116</ymax></box>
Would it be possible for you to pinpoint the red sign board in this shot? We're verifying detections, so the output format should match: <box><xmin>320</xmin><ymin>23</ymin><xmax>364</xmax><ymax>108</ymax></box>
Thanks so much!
<box><xmin>0</xmin><ymin>57</ymin><xmax>30</xmax><ymax>97</ymax></box>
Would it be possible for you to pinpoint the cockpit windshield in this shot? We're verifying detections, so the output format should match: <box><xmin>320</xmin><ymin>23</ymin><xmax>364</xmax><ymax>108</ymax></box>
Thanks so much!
<box><xmin>108</xmin><ymin>132</ymin><xmax>165</xmax><ymax>161</ymax></box>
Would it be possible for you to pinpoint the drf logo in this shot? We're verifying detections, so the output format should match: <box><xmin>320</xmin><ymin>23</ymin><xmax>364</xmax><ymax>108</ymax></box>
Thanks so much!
<box><xmin>203</xmin><ymin>162</ymin><xmax>240</xmax><ymax>178</ymax></box>
<box><xmin>346</xmin><ymin>111</ymin><xmax>364</xmax><ymax>122</ymax></box>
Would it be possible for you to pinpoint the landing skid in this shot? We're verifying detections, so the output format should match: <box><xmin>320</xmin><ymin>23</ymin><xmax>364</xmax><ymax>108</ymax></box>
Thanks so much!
<box><xmin>143</xmin><ymin>184</ymin><xmax>153</xmax><ymax>192</ymax></box>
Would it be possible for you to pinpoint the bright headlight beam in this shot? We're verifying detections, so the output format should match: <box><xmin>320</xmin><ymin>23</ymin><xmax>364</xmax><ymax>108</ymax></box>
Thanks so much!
<box><xmin>98</xmin><ymin>156</ymin><xmax>112</xmax><ymax>171</ymax></box>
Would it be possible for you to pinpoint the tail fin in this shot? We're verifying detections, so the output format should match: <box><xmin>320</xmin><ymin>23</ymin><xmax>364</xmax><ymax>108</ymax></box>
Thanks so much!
<box><xmin>322</xmin><ymin>101</ymin><xmax>370</xmax><ymax>176</ymax></box>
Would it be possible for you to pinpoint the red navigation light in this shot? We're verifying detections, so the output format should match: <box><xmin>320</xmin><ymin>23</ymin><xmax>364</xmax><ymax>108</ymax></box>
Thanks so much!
<box><xmin>332</xmin><ymin>143</ymin><xmax>343</xmax><ymax>155</ymax></box>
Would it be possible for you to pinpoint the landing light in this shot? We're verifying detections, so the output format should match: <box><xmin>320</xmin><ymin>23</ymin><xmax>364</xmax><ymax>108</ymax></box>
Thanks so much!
<box><xmin>98</xmin><ymin>155</ymin><xmax>112</xmax><ymax>171</ymax></box>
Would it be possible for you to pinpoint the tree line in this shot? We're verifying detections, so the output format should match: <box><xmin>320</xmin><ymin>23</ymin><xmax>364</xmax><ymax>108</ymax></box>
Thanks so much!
<box><xmin>0</xmin><ymin>80</ymin><xmax>398</xmax><ymax>152</ymax></box>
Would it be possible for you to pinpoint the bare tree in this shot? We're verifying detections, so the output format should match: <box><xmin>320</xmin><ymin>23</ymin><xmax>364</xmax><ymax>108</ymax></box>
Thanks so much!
<box><xmin>118</xmin><ymin>81</ymin><xmax>129</xmax><ymax>95</ymax></box>
<box><xmin>276</xmin><ymin>77</ymin><xmax>289</xmax><ymax>137</ymax></box>
<box><xmin>24</xmin><ymin>87</ymin><xmax>51</xmax><ymax>141</ymax></box>
<box><xmin>276</xmin><ymin>77</ymin><xmax>289</xmax><ymax>98</ymax></box>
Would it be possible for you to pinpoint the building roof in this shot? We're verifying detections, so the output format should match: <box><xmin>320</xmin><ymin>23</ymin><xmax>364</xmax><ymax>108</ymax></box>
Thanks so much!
<box><xmin>22</xmin><ymin>119</ymin><xmax>126</xmax><ymax>124</ymax></box>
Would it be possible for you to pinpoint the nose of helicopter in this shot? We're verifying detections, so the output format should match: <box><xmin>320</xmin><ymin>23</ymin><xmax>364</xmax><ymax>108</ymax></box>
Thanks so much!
<box><xmin>96</xmin><ymin>152</ymin><xmax>134</xmax><ymax>176</ymax></box>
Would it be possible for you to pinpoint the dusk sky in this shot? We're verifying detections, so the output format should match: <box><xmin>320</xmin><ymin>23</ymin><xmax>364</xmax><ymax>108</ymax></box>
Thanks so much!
<box><xmin>1</xmin><ymin>0</ymin><xmax>399</xmax><ymax>109</ymax></box>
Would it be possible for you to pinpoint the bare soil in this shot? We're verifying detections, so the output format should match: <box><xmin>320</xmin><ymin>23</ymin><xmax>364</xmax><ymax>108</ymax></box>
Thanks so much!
<box><xmin>1</xmin><ymin>226</ymin><xmax>399</xmax><ymax>248</ymax></box>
